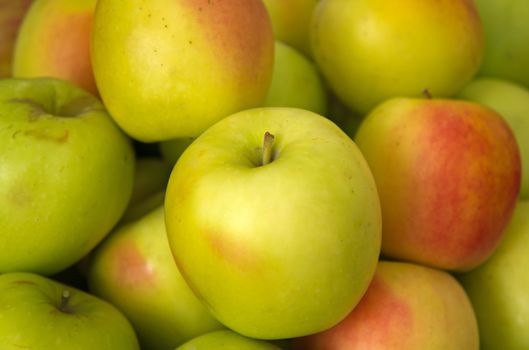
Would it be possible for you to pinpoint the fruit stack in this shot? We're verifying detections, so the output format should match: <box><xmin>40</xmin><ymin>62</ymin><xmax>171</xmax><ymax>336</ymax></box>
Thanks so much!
<box><xmin>0</xmin><ymin>0</ymin><xmax>528</xmax><ymax>349</ymax></box>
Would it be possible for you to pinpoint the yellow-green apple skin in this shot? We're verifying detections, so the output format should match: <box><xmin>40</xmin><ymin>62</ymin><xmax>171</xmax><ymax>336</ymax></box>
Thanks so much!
<box><xmin>88</xmin><ymin>206</ymin><xmax>224</xmax><ymax>350</ymax></box>
<box><xmin>311</xmin><ymin>0</ymin><xmax>484</xmax><ymax>115</ymax></box>
<box><xmin>475</xmin><ymin>0</ymin><xmax>529</xmax><ymax>88</ymax></box>
<box><xmin>13</xmin><ymin>0</ymin><xmax>98</xmax><ymax>96</ymax></box>
<box><xmin>92</xmin><ymin>0</ymin><xmax>274</xmax><ymax>142</ymax></box>
<box><xmin>262</xmin><ymin>0</ymin><xmax>318</xmax><ymax>57</ymax></box>
<box><xmin>159</xmin><ymin>137</ymin><xmax>195</xmax><ymax>167</ymax></box>
<box><xmin>176</xmin><ymin>330</ymin><xmax>281</xmax><ymax>350</ymax></box>
<box><xmin>0</xmin><ymin>0</ymin><xmax>33</xmax><ymax>77</ymax></box>
<box><xmin>293</xmin><ymin>261</ymin><xmax>479</xmax><ymax>350</ymax></box>
<box><xmin>165</xmin><ymin>107</ymin><xmax>382</xmax><ymax>339</ymax></box>
<box><xmin>354</xmin><ymin>98</ymin><xmax>521</xmax><ymax>271</ymax></box>
<box><xmin>0</xmin><ymin>272</ymin><xmax>140</xmax><ymax>350</ymax></box>
<box><xmin>263</xmin><ymin>41</ymin><xmax>327</xmax><ymax>116</ymax></box>
<box><xmin>458</xmin><ymin>77</ymin><xmax>529</xmax><ymax>199</ymax></box>
<box><xmin>0</xmin><ymin>77</ymin><xmax>135</xmax><ymax>275</ymax></box>
<box><xmin>458</xmin><ymin>200</ymin><xmax>529</xmax><ymax>350</ymax></box>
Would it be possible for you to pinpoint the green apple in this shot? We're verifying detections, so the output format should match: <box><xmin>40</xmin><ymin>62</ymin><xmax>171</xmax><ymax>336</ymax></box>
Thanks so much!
<box><xmin>176</xmin><ymin>330</ymin><xmax>281</xmax><ymax>350</ymax></box>
<box><xmin>294</xmin><ymin>261</ymin><xmax>479</xmax><ymax>349</ymax></box>
<box><xmin>263</xmin><ymin>41</ymin><xmax>327</xmax><ymax>116</ymax></box>
<box><xmin>92</xmin><ymin>0</ymin><xmax>274</xmax><ymax>142</ymax></box>
<box><xmin>0</xmin><ymin>0</ymin><xmax>33</xmax><ymax>77</ymax></box>
<box><xmin>13</xmin><ymin>0</ymin><xmax>98</xmax><ymax>95</ymax></box>
<box><xmin>0</xmin><ymin>77</ymin><xmax>135</xmax><ymax>275</ymax></box>
<box><xmin>0</xmin><ymin>272</ymin><xmax>140</xmax><ymax>349</ymax></box>
<box><xmin>88</xmin><ymin>206</ymin><xmax>225</xmax><ymax>350</ymax></box>
<box><xmin>458</xmin><ymin>77</ymin><xmax>529</xmax><ymax>199</ymax></box>
<box><xmin>159</xmin><ymin>137</ymin><xmax>195</xmax><ymax>167</ymax></box>
<box><xmin>355</xmin><ymin>98</ymin><xmax>521</xmax><ymax>271</ymax></box>
<box><xmin>311</xmin><ymin>0</ymin><xmax>484</xmax><ymax>115</ymax></box>
<box><xmin>475</xmin><ymin>0</ymin><xmax>529</xmax><ymax>88</ymax></box>
<box><xmin>262</xmin><ymin>0</ymin><xmax>318</xmax><ymax>57</ymax></box>
<box><xmin>457</xmin><ymin>200</ymin><xmax>529</xmax><ymax>349</ymax></box>
<box><xmin>165</xmin><ymin>107</ymin><xmax>382</xmax><ymax>339</ymax></box>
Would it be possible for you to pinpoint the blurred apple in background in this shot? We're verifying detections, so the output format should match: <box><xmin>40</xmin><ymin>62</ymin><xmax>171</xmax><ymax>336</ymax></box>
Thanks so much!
<box><xmin>88</xmin><ymin>206</ymin><xmax>225</xmax><ymax>350</ymax></box>
<box><xmin>13</xmin><ymin>0</ymin><xmax>98</xmax><ymax>96</ymax></box>
<box><xmin>458</xmin><ymin>200</ymin><xmax>529</xmax><ymax>350</ymax></box>
<box><xmin>0</xmin><ymin>77</ymin><xmax>134</xmax><ymax>275</ymax></box>
<box><xmin>311</xmin><ymin>0</ymin><xmax>484</xmax><ymax>115</ymax></box>
<box><xmin>92</xmin><ymin>0</ymin><xmax>274</xmax><ymax>142</ymax></box>
<box><xmin>475</xmin><ymin>0</ymin><xmax>529</xmax><ymax>88</ymax></box>
<box><xmin>458</xmin><ymin>77</ymin><xmax>529</xmax><ymax>199</ymax></box>
<box><xmin>0</xmin><ymin>272</ymin><xmax>140</xmax><ymax>350</ymax></box>
<box><xmin>263</xmin><ymin>41</ymin><xmax>327</xmax><ymax>115</ymax></box>
<box><xmin>294</xmin><ymin>261</ymin><xmax>479</xmax><ymax>350</ymax></box>
<box><xmin>165</xmin><ymin>107</ymin><xmax>382</xmax><ymax>339</ymax></box>
<box><xmin>0</xmin><ymin>0</ymin><xmax>33</xmax><ymax>78</ymax></box>
<box><xmin>355</xmin><ymin>98</ymin><xmax>521</xmax><ymax>271</ymax></box>
<box><xmin>176</xmin><ymin>330</ymin><xmax>281</xmax><ymax>350</ymax></box>
<box><xmin>159</xmin><ymin>137</ymin><xmax>195</xmax><ymax>167</ymax></box>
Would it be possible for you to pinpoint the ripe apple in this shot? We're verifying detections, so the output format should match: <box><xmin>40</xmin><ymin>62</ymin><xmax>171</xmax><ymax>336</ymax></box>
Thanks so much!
<box><xmin>92</xmin><ymin>0</ymin><xmax>274</xmax><ymax>142</ymax></box>
<box><xmin>88</xmin><ymin>206</ymin><xmax>225</xmax><ymax>350</ymax></box>
<box><xmin>475</xmin><ymin>0</ymin><xmax>529</xmax><ymax>88</ymax></box>
<box><xmin>0</xmin><ymin>0</ymin><xmax>33</xmax><ymax>78</ymax></box>
<box><xmin>176</xmin><ymin>330</ymin><xmax>281</xmax><ymax>350</ymax></box>
<box><xmin>293</xmin><ymin>260</ymin><xmax>479</xmax><ymax>349</ymax></box>
<box><xmin>311</xmin><ymin>0</ymin><xmax>484</xmax><ymax>115</ymax></box>
<box><xmin>263</xmin><ymin>41</ymin><xmax>327</xmax><ymax>116</ymax></box>
<box><xmin>165</xmin><ymin>107</ymin><xmax>382</xmax><ymax>339</ymax></box>
<box><xmin>458</xmin><ymin>77</ymin><xmax>529</xmax><ymax>199</ymax></box>
<box><xmin>457</xmin><ymin>200</ymin><xmax>529</xmax><ymax>349</ymax></box>
<box><xmin>0</xmin><ymin>77</ymin><xmax>135</xmax><ymax>275</ymax></box>
<box><xmin>0</xmin><ymin>272</ymin><xmax>140</xmax><ymax>349</ymax></box>
<box><xmin>354</xmin><ymin>97</ymin><xmax>521</xmax><ymax>271</ymax></box>
<box><xmin>159</xmin><ymin>137</ymin><xmax>195</xmax><ymax>167</ymax></box>
<box><xmin>13</xmin><ymin>0</ymin><xmax>98</xmax><ymax>95</ymax></box>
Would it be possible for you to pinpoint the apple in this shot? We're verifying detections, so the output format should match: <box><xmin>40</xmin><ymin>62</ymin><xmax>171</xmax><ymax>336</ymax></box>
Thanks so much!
<box><xmin>0</xmin><ymin>77</ymin><xmax>135</xmax><ymax>275</ymax></box>
<box><xmin>457</xmin><ymin>200</ymin><xmax>529</xmax><ymax>349</ymax></box>
<box><xmin>474</xmin><ymin>0</ymin><xmax>529</xmax><ymax>88</ymax></box>
<box><xmin>13</xmin><ymin>0</ymin><xmax>98</xmax><ymax>96</ymax></box>
<box><xmin>311</xmin><ymin>0</ymin><xmax>484</xmax><ymax>115</ymax></box>
<box><xmin>263</xmin><ymin>41</ymin><xmax>327</xmax><ymax>116</ymax></box>
<box><xmin>458</xmin><ymin>77</ymin><xmax>529</xmax><ymax>199</ymax></box>
<box><xmin>176</xmin><ymin>330</ymin><xmax>281</xmax><ymax>350</ymax></box>
<box><xmin>293</xmin><ymin>260</ymin><xmax>479</xmax><ymax>349</ymax></box>
<box><xmin>354</xmin><ymin>97</ymin><xmax>521</xmax><ymax>271</ymax></box>
<box><xmin>0</xmin><ymin>272</ymin><xmax>140</xmax><ymax>349</ymax></box>
<box><xmin>0</xmin><ymin>0</ymin><xmax>33</xmax><ymax>78</ymax></box>
<box><xmin>165</xmin><ymin>107</ymin><xmax>382</xmax><ymax>339</ymax></box>
<box><xmin>261</xmin><ymin>0</ymin><xmax>318</xmax><ymax>57</ymax></box>
<box><xmin>159</xmin><ymin>137</ymin><xmax>195</xmax><ymax>167</ymax></box>
<box><xmin>88</xmin><ymin>206</ymin><xmax>225</xmax><ymax>350</ymax></box>
<box><xmin>91</xmin><ymin>0</ymin><xmax>274</xmax><ymax>142</ymax></box>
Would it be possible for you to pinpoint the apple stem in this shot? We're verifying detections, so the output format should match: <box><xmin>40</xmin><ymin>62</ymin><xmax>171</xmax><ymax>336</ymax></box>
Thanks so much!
<box><xmin>59</xmin><ymin>290</ymin><xmax>71</xmax><ymax>313</ymax></box>
<box><xmin>422</xmin><ymin>89</ymin><xmax>433</xmax><ymax>99</ymax></box>
<box><xmin>261</xmin><ymin>131</ymin><xmax>275</xmax><ymax>166</ymax></box>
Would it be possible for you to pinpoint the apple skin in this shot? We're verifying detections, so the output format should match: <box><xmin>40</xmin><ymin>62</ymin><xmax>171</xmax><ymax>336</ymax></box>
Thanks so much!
<box><xmin>263</xmin><ymin>41</ymin><xmax>327</xmax><ymax>116</ymax></box>
<box><xmin>475</xmin><ymin>0</ymin><xmax>529</xmax><ymax>88</ymax></box>
<box><xmin>0</xmin><ymin>272</ymin><xmax>140</xmax><ymax>350</ymax></box>
<box><xmin>311</xmin><ymin>0</ymin><xmax>483</xmax><ymax>115</ymax></box>
<box><xmin>88</xmin><ymin>206</ymin><xmax>225</xmax><ymax>350</ymax></box>
<box><xmin>13</xmin><ymin>0</ymin><xmax>98</xmax><ymax>96</ymax></box>
<box><xmin>0</xmin><ymin>77</ymin><xmax>135</xmax><ymax>275</ymax></box>
<box><xmin>354</xmin><ymin>98</ymin><xmax>521</xmax><ymax>271</ymax></box>
<box><xmin>457</xmin><ymin>200</ymin><xmax>529</xmax><ymax>349</ymax></box>
<box><xmin>165</xmin><ymin>107</ymin><xmax>382</xmax><ymax>339</ymax></box>
<box><xmin>458</xmin><ymin>77</ymin><xmax>529</xmax><ymax>199</ymax></box>
<box><xmin>159</xmin><ymin>137</ymin><xmax>196</xmax><ymax>167</ymax></box>
<box><xmin>0</xmin><ymin>0</ymin><xmax>33</xmax><ymax>78</ymax></box>
<box><xmin>293</xmin><ymin>261</ymin><xmax>479</xmax><ymax>350</ymax></box>
<box><xmin>92</xmin><ymin>0</ymin><xmax>274</xmax><ymax>142</ymax></box>
<box><xmin>176</xmin><ymin>330</ymin><xmax>281</xmax><ymax>350</ymax></box>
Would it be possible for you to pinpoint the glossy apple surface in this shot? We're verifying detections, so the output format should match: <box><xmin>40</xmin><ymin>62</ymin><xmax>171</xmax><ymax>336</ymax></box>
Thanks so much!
<box><xmin>165</xmin><ymin>107</ymin><xmax>382</xmax><ymax>339</ymax></box>
<box><xmin>0</xmin><ymin>272</ymin><xmax>140</xmax><ymax>349</ymax></box>
<box><xmin>0</xmin><ymin>77</ymin><xmax>135</xmax><ymax>275</ymax></box>
<box><xmin>176</xmin><ymin>330</ymin><xmax>281</xmax><ymax>350</ymax></box>
<box><xmin>0</xmin><ymin>0</ymin><xmax>33</xmax><ymax>77</ymax></box>
<box><xmin>355</xmin><ymin>98</ymin><xmax>521</xmax><ymax>271</ymax></box>
<box><xmin>92</xmin><ymin>0</ymin><xmax>274</xmax><ymax>142</ymax></box>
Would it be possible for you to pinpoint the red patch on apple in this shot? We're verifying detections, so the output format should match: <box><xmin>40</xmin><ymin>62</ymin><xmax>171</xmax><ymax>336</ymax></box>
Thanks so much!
<box><xmin>112</xmin><ymin>242</ymin><xmax>155</xmax><ymax>286</ymax></box>
<box><xmin>207</xmin><ymin>229</ymin><xmax>261</xmax><ymax>273</ymax></box>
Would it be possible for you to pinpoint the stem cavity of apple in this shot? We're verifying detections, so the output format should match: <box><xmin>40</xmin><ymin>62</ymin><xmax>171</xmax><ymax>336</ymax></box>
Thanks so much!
<box><xmin>261</xmin><ymin>131</ymin><xmax>275</xmax><ymax>166</ymax></box>
<box><xmin>59</xmin><ymin>289</ymin><xmax>72</xmax><ymax>313</ymax></box>
<box><xmin>422</xmin><ymin>89</ymin><xmax>433</xmax><ymax>99</ymax></box>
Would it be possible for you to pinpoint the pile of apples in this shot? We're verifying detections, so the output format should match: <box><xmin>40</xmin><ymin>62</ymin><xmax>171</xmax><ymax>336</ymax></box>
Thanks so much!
<box><xmin>1</xmin><ymin>0</ymin><xmax>528</xmax><ymax>349</ymax></box>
